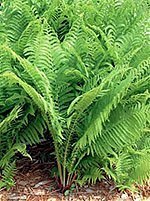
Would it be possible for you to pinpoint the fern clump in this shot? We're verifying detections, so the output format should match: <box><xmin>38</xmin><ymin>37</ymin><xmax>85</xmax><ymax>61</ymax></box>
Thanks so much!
<box><xmin>0</xmin><ymin>0</ymin><xmax>149</xmax><ymax>192</ymax></box>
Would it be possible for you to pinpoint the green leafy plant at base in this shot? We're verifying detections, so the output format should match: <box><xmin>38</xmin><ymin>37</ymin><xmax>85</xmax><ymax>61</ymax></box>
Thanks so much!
<box><xmin>0</xmin><ymin>0</ymin><xmax>149</xmax><ymax>192</ymax></box>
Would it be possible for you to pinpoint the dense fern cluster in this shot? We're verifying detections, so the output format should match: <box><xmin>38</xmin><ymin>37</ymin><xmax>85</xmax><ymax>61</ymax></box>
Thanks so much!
<box><xmin>0</xmin><ymin>0</ymin><xmax>149</xmax><ymax>191</ymax></box>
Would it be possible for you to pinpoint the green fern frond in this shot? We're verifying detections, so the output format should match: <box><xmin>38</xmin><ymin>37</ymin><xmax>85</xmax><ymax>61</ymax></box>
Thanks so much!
<box><xmin>131</xmin><ymin>152</ymin><xmax>150</xmax><ymax>185</ymax></box>
<box><xmin>62</xmin><ymin>18</ymin><xmax>82</xmax><ymax>49</ymax></box>
<box><xmin>81</xmin><ymin>166</ymin><xmax>103</xmax><ymax>185</ymax></box>
<box><xmin>0</xmin><ymin>162</ymin><xmax>16</xmax><ymax>190</ymax></box>
<box><xmin>114</xmin><ymin>150</ymin><xmax>150</xmax><ymax>189</ymax></box>
<box><xmin>0</xmin><ymin>144</ymin><xmax>31</xmax><ymax>168</ymax></box>
<box><xmin>47</xmin><ymin>26</ymin><xmax>68</xmax><ymax>70</ymax></box>
<box><xmin>19</xmin><ymin>115</ymin><xmax>46</xmax><ymax>145</ymax></box>
<box><xmin>93</xmin><ymin>104</ymin><xmax>147</xmax><ymax>156</ymax></box>
<box><xmin>24</xmin><ymin>31</ymin><xmax>54</xmax><ymax>87</ymax></box>
<box><xmin>0</xmin><ymin>105</ymin><xmax>22</xmax><ymax>134</ymax></box>
<box><xmin>0</xmin><ymin>50</ymin><xmax>12</xmax><ymax>73</ymax></box>
<box><xmin>67</xmin><ymin>67</ymin><xmax>127</xmax><ymax>117</ymax></box>
<box><xmin>76</xmin><ymin>69</ymin><xmax>134</xmax><ymax>148</ymax></box>
<box><xmin>2</xmin><ymin>46</ymin><xmax>51</xmax><ymax>101</ymax></box>
<box><xmin>0</xmin><ymin>143</ymin><xmax>31</xmax><ymax>189</ymax></box>
<box><xmin>3</xmin><ymin>0</ymin><xmax>32</xmax><ymax>44</ymax></box>
<box><xmin>17</xmin><ymin>20</ymin><xmax>41</xmax><ymax>54</ymax></box>
<box><xmin>0</xmin><ymin>71</ymin><xmax>48</xmax><ymax>112</ymax></box>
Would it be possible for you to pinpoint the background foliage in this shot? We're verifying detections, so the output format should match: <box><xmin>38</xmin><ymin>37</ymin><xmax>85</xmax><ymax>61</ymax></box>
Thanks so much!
<box><xmin>0</xmin><ymin>0</ymin><xmax>149</xmax><ymax>191</ymax></box>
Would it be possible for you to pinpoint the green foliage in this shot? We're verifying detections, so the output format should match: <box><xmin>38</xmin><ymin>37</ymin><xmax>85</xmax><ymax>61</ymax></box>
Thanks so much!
<box><xmin>0</xmin><ymin>0</ymin><xmax>149</xmax><ymax>192</ymax></box>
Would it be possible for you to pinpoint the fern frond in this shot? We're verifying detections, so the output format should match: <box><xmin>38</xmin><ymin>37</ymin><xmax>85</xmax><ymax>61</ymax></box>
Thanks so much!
<box><xmin>4</xmin><ymin>0</ymin><xmax>32</xmax><ymax>44</ymax></box>
<box><xmin>113</xmin><ymin>150</ymin><xmax>150</xmax><ymax>189</ymax></box>
<box><xmin>62</xmin><ymin>18</ymin><xmax>81</xmax><ymax>49</ymax></box>
<box><xmin>2</xmin><ymin>46</ymin><xmax>51</xmax><ymax>101</ymax></box>
<box><xmin>0</xmin><ymin>144</ymin><xmax>31</xmax><ymax>168</ymax></box>
<box><xmin>76</xmin><ymin>69</ymin><xmax>134</xmax><ymax>148</ymax></box>
<box><xmin>47</xmin><ymin>26</ymin><xmax>68</xmax><ymax>70</ymax></box>
<box><xmin>0</xmin><ymin>162</ymin><xmax>16</xmax><ymax>189</ymax></box>
<box><xmin>81</xmin><ymin>166</ymin><xmax>102</xmax><ymax>185</ymax></box>
<box><xmin>130</xmin><ymin>151</ymin><xmax>150</xmax><ymax>185</ymax></box>
<box><xmin>0</xmin><ymin>143</ymin><xmax>31</xmax><ymax>189</ymax></box>
<box><xmin>0</xmin><ymin>105</ymin><xmax>21</xmax><ymax>134</ymax></box>
<box><xmin>67</xmin><ymin>67</ymin><xmax>126</xmax><ymax>117</ymax></box>
<box><xmin>17</xmin><ymin>20</ymin><xmax>41</xmax><ymax>54</ymax></box>
<box><xmin>24</xmin><ymin>31</ymin><xmax>54</xmax><ymax>87</ymax></box>
<box><xmin>0</xmin><ymin>71</ymin><xmax>48</xmax><ymax>112</ymax></box>
<box><xmin>18</xmin><ymin>114</ymin><xmax>46</xmax><ymax>145</ymax></box>
<box><xmin>93</xmin><ymin>104</ymin><xmax>147</xmax><ymax>156</ymax></box>
<box><xmin>0</xmin><ymin>50</ymin><xmax>12</xmax><ymax>73</ymax></box>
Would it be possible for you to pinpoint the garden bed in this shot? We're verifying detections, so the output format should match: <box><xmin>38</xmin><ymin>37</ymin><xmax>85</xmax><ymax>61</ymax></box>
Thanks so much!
<box><xmin>0</xmin><ymin>156</ymin><xmax>149</xmax><ymax>201</ymax></box>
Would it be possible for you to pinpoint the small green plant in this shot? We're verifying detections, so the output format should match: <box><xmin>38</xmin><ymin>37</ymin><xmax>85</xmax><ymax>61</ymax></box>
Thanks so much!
<box><xmin>0</xmin><ymin>0</ymin><xmax>149</xmax><ymax>192</ymax></box>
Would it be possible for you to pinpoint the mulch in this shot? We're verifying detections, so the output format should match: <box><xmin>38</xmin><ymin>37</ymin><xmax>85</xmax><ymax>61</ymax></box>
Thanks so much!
<box><xmin>0</xmin><ymin>142</ymin><xmax>150</xmax><ymax>201</ymax></box>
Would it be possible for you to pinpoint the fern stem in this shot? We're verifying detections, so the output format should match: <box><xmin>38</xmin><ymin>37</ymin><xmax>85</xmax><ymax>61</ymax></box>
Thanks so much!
<box><xmin>44</xmin><ymin>115</ymin><xmax>63</xmax><ymax>184</ymax></box>
<box><xmin>54</xmin><ymin>142</ymin><xmax>63</xmax><ymax>185</ymax></box>
<box><xmin>63</xmin><ymin>116</ymin><xmax>78</xmax><ymax>187</ymax></box>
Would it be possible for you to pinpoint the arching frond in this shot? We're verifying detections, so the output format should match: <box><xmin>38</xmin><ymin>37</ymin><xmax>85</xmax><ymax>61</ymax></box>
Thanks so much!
<box><xmin>0</xmin><ymin>71</ymin><xmax>48</xmax><ymax>112</ymax></box>
<box><xmin>76</xmin><ymin>69</ymin><xmax>134</xmax><ymax>148</ymax></box>
<box><xmin>92</xmin><ymin>104</ymin><xmax>147</xmax><ymax>156</ymax></box>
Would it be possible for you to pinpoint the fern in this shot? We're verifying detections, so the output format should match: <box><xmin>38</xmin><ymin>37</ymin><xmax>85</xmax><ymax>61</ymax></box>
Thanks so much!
<box><xmin>0</xmin><ymin>143</ymin><xmax>31</xmax><ymax>189</ymax></box>
<box><xmin>0</xmin><ymin>162</ymin><xmax>16</xmax><ymax>189</ymax></box>
<box><xmin>76</xmin><ymin>69</ymin><xmax>134</xmax><ymax>148</ymax></box>
<box><xmin>0</xmin><ymin>105</ymin><xmax>21</xmax><ymax>134</ymax></box>
<box><xmin>1</xmin><ymin>71</ymin><xmax>48</xmax><ymax>112</ymax></box>
<box><xmin>0</xmin><ymin>0</ymin><xmax>149</xmax><ymax>192</ymax></box>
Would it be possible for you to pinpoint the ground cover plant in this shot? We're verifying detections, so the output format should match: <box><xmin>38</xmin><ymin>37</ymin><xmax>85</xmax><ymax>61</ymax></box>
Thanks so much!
<box><xmin>0</xmin><ymin>0</ymin><xmax>150</xmax><ymax>193</ymax></box>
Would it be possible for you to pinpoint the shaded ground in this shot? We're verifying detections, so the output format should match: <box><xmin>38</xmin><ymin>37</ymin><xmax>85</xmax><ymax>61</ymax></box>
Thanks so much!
<box><xmin>0</xmin><ymin>142</ymin><xmax>150</xmax><ymax>201</ymax></box>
